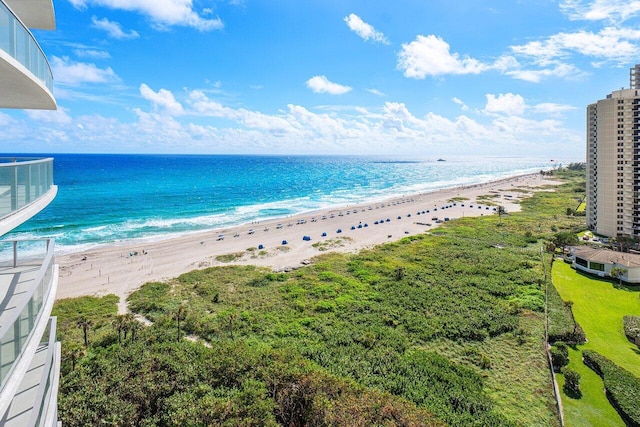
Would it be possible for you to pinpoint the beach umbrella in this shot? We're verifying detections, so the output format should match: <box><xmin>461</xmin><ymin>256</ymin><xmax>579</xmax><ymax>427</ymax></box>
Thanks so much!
<box><xmin>322</xmin><ymin>232</ymin><xmax>327</xmax><ymax>237</ymax></box>
<box><xmin>282</xmin><ymin>240</ymin><xmax>288</xmax><ymax>245</ymax></box>
<box><xmin>258</xmin><ymin>244</ymin><xmax>264</xmax><ymax>249</ymax></box>
<box><xmin>303</xmin><ymin>236</ymin><xmax>311</xmax><ymax>241</ymax></box>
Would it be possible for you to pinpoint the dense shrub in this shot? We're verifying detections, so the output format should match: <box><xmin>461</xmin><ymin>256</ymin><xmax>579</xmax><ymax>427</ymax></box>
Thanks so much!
<box><xmin>550</xmin><ymin>342</ymin><xmax>569</xmax><ymax>370</ymax></box>
<box><xmin>561</xmin><ymin>367</ymin><xmax>581</xmax><ymax>397</ymax></box>
<box><xmin>582</xmin><ymin>350</ymin><xmax>640</xmax><ymax>426</ymax></box>
<box><xmin>623</xmin><ymin>315</ymin><xmax>640</xmax><ymax>346</ymax></box>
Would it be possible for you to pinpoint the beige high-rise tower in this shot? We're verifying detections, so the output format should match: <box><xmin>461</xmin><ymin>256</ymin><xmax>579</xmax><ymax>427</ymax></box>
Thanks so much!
<box><xmin>587</xmin><ymin>64</ymin><xmax>640</xmax><ymax>238</ymax></box>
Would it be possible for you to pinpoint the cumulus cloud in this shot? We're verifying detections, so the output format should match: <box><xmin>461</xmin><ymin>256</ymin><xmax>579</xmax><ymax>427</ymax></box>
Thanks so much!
<box><xmin>344</xmin><ymin>13</ymin><xmax>389</xmax><ymax>44</ymax></box>
<box><xmin>6</xmin><ymin>85</ymin><xmax>581</xmax><ymax>156</ymax></box>
<box><xmin>306</xmin><ymin>76</ymin><xmax>352</xmax><ymax>95</ymax></box>
<box><xmin>70</xmin><ymin>0</ymin><xmax>223</xmax><ymax>31</ymax></box>
<box><xmin>51</xmin><ymin>56</ymin><xmax>119</xmax><ymax>85</ymax></box>
<box><xmin>484</xmin><ymin>93</ymin><xmax>527</xmax><ymax>116</ymax></box>
<box><xmin>26</xmin><ymin>107</ymin><xmax>73</xmax><ymax>124</ymax></box>
<box><xmin>140</xmin><ymin>84</ymin><xmax>184</xmax><ymax>115</ymax></box>
<box><xmin>397</xmin><ymin>35</ymin><xmax>489</xmax><ymax>78</ymax></box>
<box><xmin>91</xmin><ymin>16</ymin><xmax>139</xmax><ymax>39</ymax></box>
<box><xmin>483</xmin><ymin>93</ymin><xmax>576</xmax><ymax>117</ymax></box>
<box><xmin>560</xmin><ymin>0</ymin><xmax>640</xmax><ymax>22</ymax></box>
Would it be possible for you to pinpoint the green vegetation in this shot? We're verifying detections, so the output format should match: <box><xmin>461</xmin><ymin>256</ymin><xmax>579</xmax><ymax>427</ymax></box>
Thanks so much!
<box><xmin>557</xmin><ymin>347</ymin><xmax>624</xmax><ymax>427</ymax></box>
<box><xmin>215</xmin><ymin>252</ymin><xmax>244</xmax><ymax>262</ymax></box>
<box><xmin>55</xmin><ymin>169</ymin><xmax>589</xmax><ymax>426</ymax></box>
<box><xmin>551</xmin><ymin>262</ymin><xmax>640</xmax><ymax>376</ymax></box>
<box><xmin>582</xmin><ymin>350</ymin><xmax>640</xmax><ymax>426</ymax></box>
<box><xmin>551</xmin><ymin>251</ymin><xmax>640</xmax><ymax>425</ymax></box>
<box><xmin>623</xmin><ymin>315</ymin><xmax>640</xmax><ymax>346</ymax></box>
<box><xmin>311</xmin><ymin>236</ymin><xmax>353</xmax><ymax>251</ymax></box>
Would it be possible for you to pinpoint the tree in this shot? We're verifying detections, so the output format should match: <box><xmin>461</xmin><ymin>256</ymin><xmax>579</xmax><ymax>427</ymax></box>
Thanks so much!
<box><xmin>497</xmin><ymin>206</ymin><xmax>506</xmax><ymax>225</ymax></box>
<box><xmin>173</xmin><ymin>304</ymin><xmax>187</xmax><ymax>341</ymax></box>
<box><xmin>562</xmin><ymin>367</ymin><xmax>581</xmax><ymax>397</ymax></box>
<box><xmin>63</xmin><ymin>342</ymin><xmax>85</xmax><ymax>371</ymax></box>
<box><xmin>552</xmin><ymin>231</ymin><xmax>578</xmax><ymax>253</ymax></box>
<box><xmin>609</xmin><ymin>267</ymin><xmax>627</xmax><ymax>286</ymax></box>
<box><xmin>112</xmin><ymin>314</ymin><xmax>127</xmax><ymax>344</ymax></box>
<box><xmin>77</xmin><ymin>317</ymin><xmax>93</xmax><ymax>347</ymax></box>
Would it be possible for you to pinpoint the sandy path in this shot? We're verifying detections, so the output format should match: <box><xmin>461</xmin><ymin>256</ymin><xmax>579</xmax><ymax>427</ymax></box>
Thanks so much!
<box><xmin>55</xmin><ymin>173</ymin><xmax>557</xmax><ymax>313</ymax></box>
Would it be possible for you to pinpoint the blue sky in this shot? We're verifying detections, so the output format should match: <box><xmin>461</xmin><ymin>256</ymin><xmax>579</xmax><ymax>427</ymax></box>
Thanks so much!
<box><xmin>6</xmin><ymin>0</ymin><xmax>640</xmax><ymax>157</ymax></box>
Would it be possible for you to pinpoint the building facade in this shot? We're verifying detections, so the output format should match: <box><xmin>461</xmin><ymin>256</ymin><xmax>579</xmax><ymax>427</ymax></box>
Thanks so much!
<box><xmin>0</xmin><ymin>1</ymin><xmax>60</xmax><ymax>426</ymax></box>
<box><xmin>587</xmin><ymin>64</ymin><xmax>640</xmax><ymax>238</ymax></box>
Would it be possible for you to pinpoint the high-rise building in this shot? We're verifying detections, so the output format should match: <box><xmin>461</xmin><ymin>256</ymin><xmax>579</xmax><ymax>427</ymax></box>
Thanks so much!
<box><xmin>0</xmin><ymin>1</ymin><xmax>60</xmax><ymax>426</ymax></box>
<box><xmin>587</xmin><ymin>64</ymin><xmax>640</xmax><ymax>238</ymax></box>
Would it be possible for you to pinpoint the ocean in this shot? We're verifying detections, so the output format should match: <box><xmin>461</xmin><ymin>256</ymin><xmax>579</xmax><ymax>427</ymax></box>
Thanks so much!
<box><xmin>7</xmin><ymin>154</ymin><xmax>576</xmax><ymax>254</ymax></box>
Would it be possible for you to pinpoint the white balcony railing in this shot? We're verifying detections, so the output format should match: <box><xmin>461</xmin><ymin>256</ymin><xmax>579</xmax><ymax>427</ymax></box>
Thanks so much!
<box><xmin>0</xmin><ymin>157</ymin><xmax>54</xmax><ymax>221</ymax></box>
<box><xmin>0</xmin><ymin>3</ymin><xmax>53</xmax><ymax>93</ymax></box>
<box><xmin>0</xmin><ymin>239</ymin><xmax>55</xmax><ymax>396</ymax></box>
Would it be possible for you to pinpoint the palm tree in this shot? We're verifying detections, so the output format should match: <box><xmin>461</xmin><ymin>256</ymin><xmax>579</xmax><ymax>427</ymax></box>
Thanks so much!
<box><xmin>63</xmin><ymin>342</ymin><xmax>85</xmax><ymax>371</ymax></box>
<box><xmin>112</xmin><ymin>315</ymin><xmax>126</xmax><ymax>344</ymax></box>
<box><xmin>77</xmin><ymin>317</ymin><xmax>93</xmax><ymax>347</ymax></box>
<box><xmin>497</xmin><ymin>206</ymin><xmax>506</xmax><ymax>225</ymax></box>
<box><xmin>173</xmin><ymin>304</ymin><xmax>187</xmax><ymax>341</ymax></box>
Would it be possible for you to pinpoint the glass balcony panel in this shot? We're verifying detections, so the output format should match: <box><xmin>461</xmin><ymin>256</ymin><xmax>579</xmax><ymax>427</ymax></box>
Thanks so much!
<box><xmin>0</xmin><ymin>239</ymin><xmax>54</xmax><ymax>393</ymax></box>
<box><xmin>0</xmin><ymin>158</ymin><xmax>54</xmax><ymax>221</ymax></box>
<box><xmin>0</xmin><ymin>2</ymin><xmax>53</xmax><ymax>94</ymax></box>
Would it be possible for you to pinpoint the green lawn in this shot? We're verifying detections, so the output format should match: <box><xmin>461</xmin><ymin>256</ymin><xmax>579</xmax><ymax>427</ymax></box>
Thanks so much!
<box><xmin>551</xmin><ymin>260</ymin><xmax>640</xmax><ymax>425</ymax></box>
<box><xmin>552</xmin><ymin>261</ymin><xmax>640</xmax><ymax>375</ymax></box>
<box><xmin>558</xmin><ymin>347</ymin><xmax>624</xmax><ymax>427</ymax></box>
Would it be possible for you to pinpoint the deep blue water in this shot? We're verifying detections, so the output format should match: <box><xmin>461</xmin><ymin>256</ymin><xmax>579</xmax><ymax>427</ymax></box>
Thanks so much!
<box><xmin>8</xmin><ymin>154</ymin><xmax>574</xmax><ymax>253</ymax></box>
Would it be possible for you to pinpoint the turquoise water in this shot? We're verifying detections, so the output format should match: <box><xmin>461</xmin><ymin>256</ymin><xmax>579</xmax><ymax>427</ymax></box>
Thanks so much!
<box><xmin>8</xmin><ymin>154</ymin><xmax>575</xmax><ymax>253</ymax></box>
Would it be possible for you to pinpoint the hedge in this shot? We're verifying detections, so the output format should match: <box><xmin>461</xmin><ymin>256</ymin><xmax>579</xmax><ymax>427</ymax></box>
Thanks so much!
<box><xmin>582</xmin><ymin>350</ymin><xmax>640</xmax><ymax>427</ymax></box>
<box><xmin>623</xmin><ymin>315</ymin><xmax>640</xmax><ymax>346</ymax></box>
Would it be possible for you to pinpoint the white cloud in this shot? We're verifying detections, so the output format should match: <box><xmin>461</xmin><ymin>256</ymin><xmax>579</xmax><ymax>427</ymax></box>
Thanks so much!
<box><xmin>73</xmin><ymin>49</ymin><xmax>111</xmax><ymax>59</ymax></box>
<box><xmin>397</xmin><ymin>35</ymin><xmax>489</xmax><ymax>78</ymax></box>
<box><xmin>484</xmin><ymin>93</ymin><xmax>576</xmax><ymax>117</ymax></box>
<box><xmin>91</xmin><ymin>16</ymin><xmax>139</xmax><ymax>39</ymax></box>
<box><xmin>306</xmin><ymin>76</ymin><xmax>352</xmax><ymax>95</ymax></box>
<box><xmin>560</xmin><ymin>0</ymin><xmax>640</xmax><ymax>22</ymax></box>
<box><xmin>452</xmin><ymin>97</ymin><xmax>469</xmax><ymax>111</ymax></box>
<box><xmin>510</xmin><ymin>28</ymin><xmax>640</xmax><ymax>66</ymax></box>
<box><xmin>366</xmin><ymin>88</ymin><xmax>385</xmax><ymax>96</ymax></box>
<box><xmin>51</xmin><ymin>56</ymin><xmax>119</xmax><ymax>86</ymax></box>
<box><xmin>532</xmin><ymin>103</ymin><xmax>578</xmax><ymax>115</ymax></box>
<box><xmin>344</xmin><ymin>14</ymin><xmax>389</xmax><ymax>44</ymax></box>
<box><xmin>8</xmin><ymin>86</ymin><xmax>581</xmax><ymax>156</ymax></box>
<box><xmin>505</xmin><ymin>63</ymin><xmax>580</xmax><ymax>83</ymax></box>
<box><xmin>484</xmin><ymin>93</ymin><xmax>527</xmax><ymax>116</ymax></box>
<box><xmin>70</xmin><ymin>0</ymin><xmax>223</xmax><ymax>31</ymax></box>
<box><xmin>26</xmin><ymin>107</ymin><xmax>73</xmax><ymax>124</ymax></box>
<box><xmin>140</xmin><ymin>84</ymin><xmax>184</xmax><ymax>115</ymax></box>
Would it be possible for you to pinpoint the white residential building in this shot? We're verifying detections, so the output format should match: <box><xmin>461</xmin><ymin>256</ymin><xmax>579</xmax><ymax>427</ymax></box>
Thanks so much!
<box><xmin>0</xmin><ymin>0</ymin><xmax>60</xmax><ymax>426</ymax></box>
<box><xmin>587</xmin><ymin>64</ymin><xmax>640</xmax><ymax>238</ymax></box>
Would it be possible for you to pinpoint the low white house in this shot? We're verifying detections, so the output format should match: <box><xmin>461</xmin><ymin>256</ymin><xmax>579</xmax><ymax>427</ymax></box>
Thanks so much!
<box><xmin>570</xmin><ymin>246</ymin><xmax>640</xmax><ymax>284</ymax></box>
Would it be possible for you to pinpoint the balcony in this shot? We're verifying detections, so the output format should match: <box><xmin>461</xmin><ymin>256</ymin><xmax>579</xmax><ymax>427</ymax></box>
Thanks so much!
<box><xmin>0</xmin><ymin>239</ymin><xmax>59</xmax><ymax>425</ymax></box>
<box><xmin>0</xmin><ymin>2</ymin><xmax>54</xmax><ymax>109</ymax></box>
<box><xmin>0</xmin><ymin>158</ymin><xmax>57</xmax><ymax>237</ymax></box>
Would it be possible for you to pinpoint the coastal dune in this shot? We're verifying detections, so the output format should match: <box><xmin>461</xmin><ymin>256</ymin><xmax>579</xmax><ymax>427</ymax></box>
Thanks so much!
<box><xmin>55</xmin><ymin>173</ymin><xmax>556</xmax><ymax>313</ymax></box>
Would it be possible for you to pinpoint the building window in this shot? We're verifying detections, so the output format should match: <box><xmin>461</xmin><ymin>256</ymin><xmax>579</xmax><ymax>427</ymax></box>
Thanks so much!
<box><xmin>576</xmin><ymin>257</ymin><xmax>588</xmax><ymax>267</ymax></box>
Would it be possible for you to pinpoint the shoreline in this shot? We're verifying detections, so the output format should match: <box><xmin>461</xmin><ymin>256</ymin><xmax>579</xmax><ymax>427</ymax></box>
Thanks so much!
<box><xmin>55</xmin><ymin>172</ymin><xmax>558</xmax><ymax>313</ymax></box>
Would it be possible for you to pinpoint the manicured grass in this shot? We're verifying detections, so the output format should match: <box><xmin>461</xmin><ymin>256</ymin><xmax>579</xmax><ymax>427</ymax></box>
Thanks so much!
<box><xmin>552</xmin><ymin>261</ymin><xmax>640</xmax><ymax>376</ymax></box>
<box><xmin>551</xmin><ymin>261</ymin><xmax>640</xmax><ymax>425</ymax></box>
<box><xmin>558</xmin><ymin>347</ymin><xmax>624</xmax><ymax>427</ymax></box>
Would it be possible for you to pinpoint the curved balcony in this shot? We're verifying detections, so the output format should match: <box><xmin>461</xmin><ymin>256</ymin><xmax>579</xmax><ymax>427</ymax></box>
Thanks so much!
<box><xmin>0</xmin><ymin>1</ymin><xmax>55</xmax><ymax>110</ymax></box>
<box><xmin>0</xmin><ymin>157</ymin><xmax>57</xmax><ymax>237</ymax></box>
<box><xmin>0</xmin><ymin>238</ymin><xmax>58</xmax><ymax>424</ymax></box>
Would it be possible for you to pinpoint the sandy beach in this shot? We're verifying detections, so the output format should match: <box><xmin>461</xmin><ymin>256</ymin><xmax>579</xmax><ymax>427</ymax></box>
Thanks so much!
<box><xmin>55</xmin><ymin>172</ymin><xmax>557</xmax><ymax>313</ymax></box>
